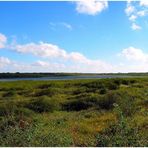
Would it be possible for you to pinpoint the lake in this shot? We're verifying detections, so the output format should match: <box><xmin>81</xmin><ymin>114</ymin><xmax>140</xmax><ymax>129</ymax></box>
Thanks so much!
<box><xmin>0</xmin><ymin>75</ymin><xmax>131</xmax><ymax>81</ymax></box>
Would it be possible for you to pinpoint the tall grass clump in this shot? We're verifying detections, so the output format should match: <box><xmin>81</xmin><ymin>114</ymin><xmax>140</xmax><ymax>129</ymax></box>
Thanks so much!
<box><xmin>26</xmin><ymin>96</ymin><xmax>60</xmax><ymax>113</ymax></box>
<box><xmin>96</xmin><ymin>104</ymin><xmax>147</xmax><ymax>147</ymax></box>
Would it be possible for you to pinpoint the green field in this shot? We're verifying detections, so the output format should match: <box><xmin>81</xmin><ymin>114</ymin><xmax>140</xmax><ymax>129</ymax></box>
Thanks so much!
<box><xmin>0</xmin><ymin>78</ymin><xmax>148</xmax><ymax>146</ymax></box>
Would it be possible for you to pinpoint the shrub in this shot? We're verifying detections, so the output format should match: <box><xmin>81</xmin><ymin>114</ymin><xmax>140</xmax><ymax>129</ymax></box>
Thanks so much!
<box><xmin>3</xmin><ymin>91</ymin><xmax>17</xmax><ymax>97</ymax></box>
<box><xmin>117</xmin><ymin>93</ymin><xmax>136</xmax><ymax>116</ymax></box>
<box><xmin>107</xmin><ymin>82</ymin><xmax>119</xmax><ymax>90</ymax></box>
<box><xmin>121</xmin><ymin>79</ymin><xmax>130</xmax><ymax>85</ymax></box>
<box><xmin>130</xmin><ymin>79</ymin><xmax>137</xmax><ymax>84</ymax></box>
<box><xmin>63</xmin><ymin>94</ymin><xmax>99</xmax><ymax>111</ymax></box>
<box><xmin>97</xmin><ymin>92</ymin><xmax>118</xmax><ymax>110</ymax></box>
<box><xmin>37</xmin><ymin>84</ymin><xmax>52</xmax><ymax>89</ymax></box>
<box><xmin>0</xmin><ymin>102</ymin><xmax>17</xmax><ymax>116</ymax></box>
<box><xmin>96</xmin><ymin>105</ymin><xmax>147</xmax><ymax>147</ymax></box>
<box><xmin>114</xmin><ymin>79</ymin><xmax>121</xmax><ymax>85</ymax></box>
<box><xmin>62</xmin><ymin>100</ymin><xmax>91</xmax><ymax>111</ymax></box>
<box><xmin>34</xmin><ymin>89</ymin><xmax>55</xmax><ymax>97</ymax></box>
<box><xmin>99</xmin><ymin>87</ymin><xmax>107</xmax><ymax>94</ymax></box>
<box><xmin>72</xmin><ymin>87</ymin><xmax>87</xmax><ymax>95</ymax></box>
<box><xmin>0</xmin><ymin>117</ymin><xmax>36</xmax><ymax>147</ymax></box>
<box><xmin>26</xmin><ymin>96</ymin><xmax>60</xmax><ymax>113</ymax></box>
<box><xmin>34</xmin><ymin>88</ymin><xmax>61</xmax><ymax>97</ymax></box>
<box><xmin>15</xmin><ymin>108</ymin><xmax>35</xmax><ymax>117</ymax></box>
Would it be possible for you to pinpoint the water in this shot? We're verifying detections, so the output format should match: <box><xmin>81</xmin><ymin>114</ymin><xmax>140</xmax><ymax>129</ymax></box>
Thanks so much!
<box><xmin>0</xmin><ymin>75</ymin><xmax>131</xmax><ymax>81</ymax></box>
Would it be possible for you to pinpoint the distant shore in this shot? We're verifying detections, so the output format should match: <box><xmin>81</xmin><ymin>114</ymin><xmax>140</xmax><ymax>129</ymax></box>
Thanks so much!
<box><xmin>0</xmin><ymin>72</ymin><xmax>148</xmax><ymax>79</ymax></box>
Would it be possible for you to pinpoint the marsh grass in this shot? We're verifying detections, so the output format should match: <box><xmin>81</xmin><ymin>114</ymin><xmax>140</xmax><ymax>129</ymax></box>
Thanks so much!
<box><xmin>0</xmin><ymin>78</ymin><xmax>147</xmax><ymax>146</ymax></box>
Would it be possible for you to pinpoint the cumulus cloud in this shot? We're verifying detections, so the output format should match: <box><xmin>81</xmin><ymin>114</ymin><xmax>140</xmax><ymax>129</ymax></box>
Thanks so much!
<box><xmin>1</xmin><ymin>45</ymin><xmax>148</xmax><ymax>73</ymax></box>
<box><xmin>125</xmin><ymin>3</ymin><xmax>135</xmax><ymax>16</ymax></box>
<box><xmin>131</xmin><ymin>23</ymin><xmax>141</xmax><ymax>30</ymax></box>
<box><xmin>13</xmin><ymin>42</ymin><xmax>67</xmax><ymax>59</ymax></box>
<box><xmin>6</xmin><ymin>41</ymin><xmax>113</xmax><ymax>73</ymax></box>
<box><xmin>129</xmin><ymin>15</ymin><xmax>137</xmax><ymax>21</ymax></box>
<box><xmin>12</xmin><ymin>42</ymin><xmax>98</xmax><ymax>64</ymax></box>
<box><xmin>119</xmin><ymin>46</ymin><xmax>148</xmax><ymax>62</ymax></box>
<box><xmin>125</xmin><ymin>0</ymin><xmax>148</xmax><ymax>30</ymax></box>
<box><xmin>140</xmin><ymin>0</ymin><xmax>148</xmax><ymax>7</ymax></box>
<box><xmin>0</xmin><ymin>33</ymin><xmax>7</xmax><ymax>48</ymax></box>
<box><xmin>75</xmin><ymin>0</ymin><xmax>108</xmax><ymax>15</ymax></box>
<box><xmin>0</xmin><ymin>57</ymin><xmax>11</xmax><ymax>68</ymax></box>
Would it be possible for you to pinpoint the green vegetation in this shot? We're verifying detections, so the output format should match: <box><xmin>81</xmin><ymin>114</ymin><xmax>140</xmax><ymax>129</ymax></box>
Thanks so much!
<box><xmin>0</xmin><ymin>78</ymin><xmax>147</xmax><ymax>146</ymax></box>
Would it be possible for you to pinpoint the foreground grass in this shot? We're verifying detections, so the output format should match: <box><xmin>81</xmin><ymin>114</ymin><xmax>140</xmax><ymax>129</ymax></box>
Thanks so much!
<box><xmin>0</xmin><ymin>78</ymin><xmax>148</xmax><ymax>146</ymax></box>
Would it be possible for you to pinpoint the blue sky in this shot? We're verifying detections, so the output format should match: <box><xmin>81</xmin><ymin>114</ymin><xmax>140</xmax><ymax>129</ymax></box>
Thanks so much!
<box><xmin>0</xmin><ymin>1</ymin><xmax>148</xmax><ymax>73</ymax></box>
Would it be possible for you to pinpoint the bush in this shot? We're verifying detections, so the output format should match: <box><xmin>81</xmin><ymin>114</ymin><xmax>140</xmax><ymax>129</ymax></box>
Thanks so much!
<box><xmin>26</xmin><ymin>96</ymin><xmax>60</xmax><ymax>113</ymax></box>
<box><xmin>117</xmin><ymin>93</ymin><xmax>136</xmax><ymax>116</ymax></box>
<box><xmin>37</xmin><ymin>84</ymin><xmax>52</xmax><ymax>89</ymax></box>
<box><xmin>99</xmin><ymin>87</ymin><xmax>107</xmax><ymax>94</ymax></box>
<box><xmin>107</xmin><ymin>82</ymin><xmax>119</xmax><ymax>90</ymax></box>
<box><xmin>97</xmin><ymin>92</ymin><xmax>118</xmax><ymax>110</ymax></box>
<box><xmin>34</xmin><ymin>88</ymin><xmax>56</xmax><ymax>97</ymax></box>
<box><xmin>0</xmin><ymin>102</ymin><xmax>17</xmax><ymax>116</ymax></box>
<box><xmin>72</xmin><ymin>87</ymin><xmax>87</xmax><ymax>95</ymax></box>
<box><xmin>0</xmin><ymin>116</ymin><xmax>36</xmax><ymax>147</ymax></box>
<box><xmin>121</xmin><ymin>79</ymin><xmax>130</xmax><ymax>85</ymax></box>
<box><xmin>62</xmin><ymin>100</ymin><xmax>91</xmax><ymax>111</ymax></box>
<box><xmin>96</xmin><ymin>105</ymin><xmax>147</xmax><ymax>147</ymax></box>
<box><xmin>114</xmin><ymin>79</ymin><xmax>121</xmax><ymax>85</ymax></box>
<box><xmin>63</xmin><ymin>94</ymin><xmax>99</xmax><ymax>111</ymax></box>
<box><xmin>3</xmin><ymin>91</ymin><xmax>17</xmax><ymax>97</ymax></box>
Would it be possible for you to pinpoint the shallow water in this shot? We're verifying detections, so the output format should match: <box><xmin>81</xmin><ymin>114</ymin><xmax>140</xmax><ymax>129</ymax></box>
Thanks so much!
<box><xmin>0</xmin><ymin>75</ymin><xmax>131</xmax><ymax>81</ymax></box>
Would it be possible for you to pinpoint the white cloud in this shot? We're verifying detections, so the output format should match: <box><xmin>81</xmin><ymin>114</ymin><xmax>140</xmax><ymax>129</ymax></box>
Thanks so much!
<box><xmin>75</xmin><ymin>0</ymin><xmax>108</xmax><ymax>15</ymax></box>
<box><xmin>8</xmin><ymin>41</ymin><xmax>113</xmax><ymax>73</ymax></box>
<box><xmin>49</xmin><ymin>22</ymin><xmax>73</xmax><ymax>31</ymax></box>
<box><xmin>131</xmin><ymin>23</ymin><xmax>141</xmax><ymax>30</ymax></box>
<box><xmin>13</xmin><ymin>42</ymin><xmax>67</xmax><ymax>59</ymax></box>
<box><xmin>137</xmin><ymin>10</ymin><xmax>147</xmax><ymax>16</ymax></box>
<box><xmin>0</xmin><ymin>57</ymin><xmax>11</xmax><ymax>68</ymax></box>
<box><xmin>119</xmin><ymin>46</ymin><xmax>148</xmax><ymax>62</ymax></box>
<box><xmin>140</xmin><ymin>0</ymin><xmax>148</xmax><ymax>7</ymax></box>
<box><xmin>60</xmin><ymin>22</ymin><xmax>73</xmax><ymax>30</ymax></box>
<box><xmin>2</xmin><ymin>44</ymin><xmax>148</xmax><ymax>73</ymax></box>
<box><xmin>12</xmin><ymin>42</ymin><xmax>98</xmax><ymax>64</ymax></box>
<box><xmin>125</xmin><ymin>3</ymin><xmax>135</xmax><ymax>16</ymax></box>
<box><xmin>0</xmin><ymin>33</ymin><xmax>7</xmax><ymax>49</ymax></box>
<box><xmin>129</xmin><ymin>15</ymin><xmax>137</xmax><ymax>21</ymax></box>
<box><xmin>125</xmin><ymin>1</ymin><xmax>148</xmax><ymax>30</ymax></box>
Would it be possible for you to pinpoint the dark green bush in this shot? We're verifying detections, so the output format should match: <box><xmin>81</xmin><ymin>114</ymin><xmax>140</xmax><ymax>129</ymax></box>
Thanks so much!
<box><xmin>121</xmin><ymin>79</ymin><xmax>130</xmax><ymax>85</ymax></box>
<box><xmin>37</xmin><ymin>84</ymin><xmax>52</xmax><ymax>89</ymax></box>
<box><xmin>73</xmin><ymin>87</ymin><xmax>87</xmax><ymax>95</ymax></box>
<box><xmin>107</xmin><ymin>82</ymin><xmax>119</xmax><ymax>90</ymax></box>
<box><xmin>62</xmin><ymin>100</ymin><xmax>91</xmax><ymax>111</ymax></box>
<box><xmin>34</xmin><ymin>88</ymin><xmax>61</xmax><ymax>97</ymax></box>
<box><xmin>63</xmin><ymin>94</ymin><xmax>99</xmax><ymax>111</ymax></box>
<box><xmin>3</xmin><ymin>91</ymin><xmax>17</xmax><ymax>97</ymax></box>
<box><xmin>114</xmin><ymin>79</ymin><xmax>121</xmax><ymax>85</ymax></box>
<box><xmin>99</xmin><ymin>87</ymin><xmax>107</xmax><ymax>94</ymax></box>
<box><xmin>26</xmin><ymin>96</ymin><xmax>59</xmax><ymax>113</ymax></box>
<box><xmin>97</xmin><ymin>92</ymin><xmax>118</xmax><ymax>110</ymax></box>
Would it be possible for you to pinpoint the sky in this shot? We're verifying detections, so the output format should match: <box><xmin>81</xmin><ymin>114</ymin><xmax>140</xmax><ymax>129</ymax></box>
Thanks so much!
<box><xmin>0</xmin><ymin>0</ymin><xmax>148</xmax><ymax>73</ymax></box>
